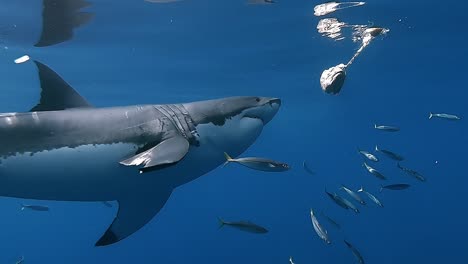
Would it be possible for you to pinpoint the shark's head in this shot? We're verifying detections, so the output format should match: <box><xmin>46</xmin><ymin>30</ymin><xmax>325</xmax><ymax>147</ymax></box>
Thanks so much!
<box><xmin>183</xmin><ymin>96</ymin><xmax>281</xmax><ymax>157</ymax></box>
<box><xmin>185</xmin><ymin>96</ymin><xmax>281</xmax><ymax>127</ymax></box>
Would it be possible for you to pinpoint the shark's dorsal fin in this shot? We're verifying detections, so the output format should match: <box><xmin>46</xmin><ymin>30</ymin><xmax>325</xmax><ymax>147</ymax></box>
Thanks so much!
<box><xmin>120</xmin><ymin>135</ymin><xmax>189</xmax><ymax>173</ymax></box>
<box><xmin>30</xmin><ymin>61</ymin><xmax>92</xmax><ymax>112</ymax></box>
<box><xmin>34</xmin><ymin>0</ymin><xmax>94</xmax><ymax>47</ymax></box>
<box><xmin>95</xmin><ymin>187</ymin><xmax>173</xmax><ymax>246</ymax></box>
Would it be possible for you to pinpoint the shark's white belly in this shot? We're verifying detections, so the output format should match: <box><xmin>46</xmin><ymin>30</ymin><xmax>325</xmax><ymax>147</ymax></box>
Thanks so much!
<box><xmin>0</xmin><ymin>143</ymin><xmax>140</xmax><ymax>201</ymax></box>
<box><xmin>0</xmin><ymin>116</ymin><xmax>263</xmax><ymax>202</ymax></box>
<box><xmin>0</xmin><ymin>142</ymin><xmax>220</xmax><ymax>201</ymax></box>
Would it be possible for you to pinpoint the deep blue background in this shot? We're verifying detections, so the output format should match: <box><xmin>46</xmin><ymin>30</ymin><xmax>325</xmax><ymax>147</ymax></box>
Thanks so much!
<box><xmin>0</xmin><ymin>0</ymin><xmax>466</xmax><ymax>263</ymax></box>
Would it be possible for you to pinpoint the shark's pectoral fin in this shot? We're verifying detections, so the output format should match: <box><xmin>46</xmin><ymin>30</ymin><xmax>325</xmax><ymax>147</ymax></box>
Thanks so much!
<box><xmin>30</xmin><ymin>61</ymin><xmax>93</xmax><ymax>112</ymax></box>
<box><xmin>95</xmin><ymin>188</ymin><xmax>173</xmax><ymax>246</ymax></box>
<box><xmin>120</xmin><ymin>135</ymin><xmax>189</xmax><ymax>173</ymax></box>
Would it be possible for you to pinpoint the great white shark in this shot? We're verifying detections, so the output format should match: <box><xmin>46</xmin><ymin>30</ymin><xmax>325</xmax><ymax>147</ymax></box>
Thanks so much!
<box><xmin>0</xmin><ymin>61</ymin><xmax>281</xmax><ymax>246</ymax></box>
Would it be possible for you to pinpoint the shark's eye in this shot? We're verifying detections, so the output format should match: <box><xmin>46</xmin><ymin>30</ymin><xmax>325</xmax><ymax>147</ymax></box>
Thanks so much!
<box><xmin>255</xmin><ymin>98</ymin><xmax>260</xmax><ymax>102</ymax></box>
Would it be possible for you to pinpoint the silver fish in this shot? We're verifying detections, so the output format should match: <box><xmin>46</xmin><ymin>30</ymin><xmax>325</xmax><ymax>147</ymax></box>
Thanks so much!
<box><xmin>310</xmin><ymin>209</ymin><xmax>331</xmax><ymax>244</ymax></box>
<box><xmin>380</xmin><ymin>184</ymin><xmax>410</xmax><ymax>192</ymax></box>
<box><xmin>341</xmin><ymin>185</ymin><xmax>366</xmax><ymax>205</ymax></box>
<box><xmin>344</xmin><ymin>240</ymin><xmax>365</xmax><ymax>264</ymax></box>
<box><xmin>363</xmin><ymin>162</ymin><xmax>386</xmax><ymax>180</ymax></box>
<box><xmin>21</xmin><ymin>204</ymin><xmax>49</xmax><ymax>212</ymax></box>
<box><xmin>325</xmin><ymin>190</ymin><xmax>349</xmax><ymax>210</ymax></box>
<box><xmin>340</xmin><ymin>197</ymin><xmax>359</xmax><ymax>214</ymax></box>
<box><xmin>375</xmin><ymin>145</ymin><xmax>404</xmax><ymax>161</ymax></box>
<box><xmin>357</xmin><ymin>187</ymin><xmax>383</xmax><ymax>207</ymax></box>
<box><xmin>218</xmin><ymin>217</ymin><xmax>268</xmax><ymax>234</ymax></box>
<box><xmin>397</xmin><ymin>163</ymin><xmax>426</xmax><ymax>182</ymax></box>
<box><xmin>224</xmin><ymin>152</ymin><xmax>290</xmax><ymax>172</ymax></box>
<box><xmin>429</xmin><ymin>113</ymin><xmax>461</xmax><ymax>120</ymax></box>
<box><xmin>358</xmin><ymin>149</ymin><xmax>378</xmax><ymax>162</ymax></box>
<box><xmin>374</xmin><ymin>124</ymin><xmax>399</xmax><ymax>132</ymax></box>
<box><xmin>289</xmin><ymin>256</ymin><xmax>295</xmax><ymax>264</ymax></box>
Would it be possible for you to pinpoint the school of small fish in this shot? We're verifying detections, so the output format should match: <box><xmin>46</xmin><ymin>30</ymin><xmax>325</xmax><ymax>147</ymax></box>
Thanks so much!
<box><xmin>216</xmin><ymin>2</ymin><xmax>462</xmax><ymax>263</ymax></box>
<box><xmin>306</xmin><ymin>121</ymin><xmax>429</xmax><ymax>263</ymax></box>
<box><xmin>210</xmin><ymin>108</ymin><xmax>456</xmax><ymax>262</ymax></box>
<box><xmin>304</xmin><ymin>3</ymin><xmax>460</xmax><ymax>258</ymax></box>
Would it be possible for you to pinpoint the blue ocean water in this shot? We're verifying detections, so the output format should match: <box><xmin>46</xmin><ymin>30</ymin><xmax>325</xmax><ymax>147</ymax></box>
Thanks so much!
<box><xmin>0</xmin><ymin>0</ymin><xmax>466</xmax><ymax>263</ymax></box>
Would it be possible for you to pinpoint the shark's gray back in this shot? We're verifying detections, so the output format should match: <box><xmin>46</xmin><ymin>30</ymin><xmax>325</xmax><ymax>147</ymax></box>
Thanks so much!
<box><xmin>0</xmin><ymin>104</ymin><xmax>199</xmax><ymax>159</ymax></box>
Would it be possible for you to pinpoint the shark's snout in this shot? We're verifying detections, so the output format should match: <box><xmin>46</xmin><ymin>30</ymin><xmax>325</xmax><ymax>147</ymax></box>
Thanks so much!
<box><xmin>268</xmin><ymin>98</ymin><xmax>281</xmax><ymax>109</ymax></box>
<box><xmin>260</xmin><ymin>97</ymin><xmax>281</xmax><ymax>125</ymax></box>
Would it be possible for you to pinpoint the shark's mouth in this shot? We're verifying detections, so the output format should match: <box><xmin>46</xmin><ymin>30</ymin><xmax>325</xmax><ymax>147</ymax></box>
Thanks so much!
<box><xmin>243</xmin><ymin>100</ymin><xmax>279</xmax><ymax>124</ymax></box>
<box><xmin>243</xmin><ymin>115</ymin><xmax>264</xmax><ymax>124</ymax></box>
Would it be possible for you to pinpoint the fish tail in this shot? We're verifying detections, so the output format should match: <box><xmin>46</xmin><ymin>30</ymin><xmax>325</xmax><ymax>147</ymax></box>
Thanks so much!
<box><xmin>217</xmin><ymin>217</ymin><xmax>225</xmax><ymax>229</ymax></box>
<box><xmin>375</xmin><ymin>145</ymin><xmax>379</xmax><ymax>152</ymax></box>
<box><xmin>223</xmin><ymin>152</ymin><xmax>232</xmax><ymax>161</ymax></box>
<box><xmin>379</xmin><ymin>185</ymin><xmax>384</xmax><ymax>193</ymax></box>
<box><xmin>20</xmin><ymin>203</ymin><xmax>25</xmax><ymax>211</ymax></box>
<box><xmin>310</xmin><ymin>208</ymin><xmax>315</xmax><ymax>216</ymax></box>
<box><xmin>374</xmin><ymin>124</ymin><xmax>377</xmax><ymax>128</ymax></box>
<box><xmin>429</xmin><ymin>112</ymin><xmax>433</xmax><ymax>119</ymax></box>
<box><xmin>223</xmin><ymin>152</ymin><xmax>233</xmax><ymax>162</ymax></box>
<box><xmin>223</xmin><ymin>152</ymin><xmax>233</xmax><ymax>167</ymax></box>
<box><xmin>357</xmin><ymin>186</ymin><xmax>364</xmax><ymax>193</ymax></box>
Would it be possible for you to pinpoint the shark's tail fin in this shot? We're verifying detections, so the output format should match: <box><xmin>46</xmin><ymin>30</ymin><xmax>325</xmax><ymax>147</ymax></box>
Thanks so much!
<box><xmin>429</xmin><ymin>113</ymin><xmax>433</xmax><ymax>119</ymax></box>
<box><xmin>223</xmin><ymin>152</ymin><xmax>233</xmax><ymax>167</ymax></box>
<box><xmin>217</xmin><ymin>217</ymin><xmax>225</xmax><ymax>229</ymax></box>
